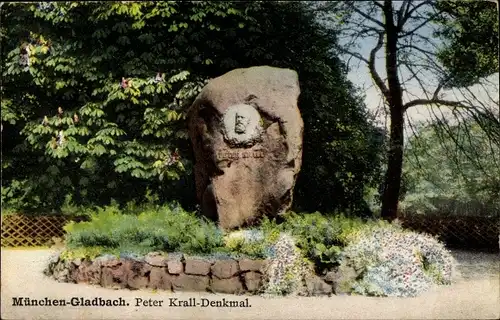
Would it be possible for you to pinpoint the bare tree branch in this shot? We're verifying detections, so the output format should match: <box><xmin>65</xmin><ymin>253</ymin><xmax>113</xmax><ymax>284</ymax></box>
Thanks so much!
<box><xmin>404</xmin><ymin>98</ymin><xmax>471</xmax><ymax>111</ymax></box>
<box><xmin>349</xmin><ymin>3</ymin><xmax>386</xmax><ymax>28</ymax></box>
<box><xmin>398</xmin><ymin>44</ymin><xmax>435</xmax><ymax>57</ymax></box>
<box><xmin>397</xmin><ymin>0</ymin><xmax>412</xmax><ymax>31</ymax></box>
<box><xmin>372</xmin><ymin>0</ymin><xmax>384</xmax><ymax>10</ymax></box>
<box><xmin>402</xmin><ymin>63</ymin><xmax>468</xmax><ymax>110</ymax></box>
<box><xmin>459</xmin><ymin>86</ymin><xmax>500</xmax><ymax>129</ymax></box>
<box><xmin>369</xmin><ymin>31</ymin><xmax>390</xmax><ymax>99</ymax></box>
<box><xmin>401</xmin><ymin>10</ymin><xmax>444</xmax><ymax>37</ymax></box>
<box><xmin>432</xmin><ymin>82</ymin><xmax>445</xmax><ymax>99</ymax></box>
<box><xmin>399</xmin><ymin>0</ymin><xmax>432</xmax><ymax>28</ymax></box>
<box><xmin>340</xmin><ymin>48</ymin><xmax>370</xmax><ymax>65</ymax></box>
<box><xmin>400</xmin><ymin>60</ymin><xmax>445</xmax><ymax>77</ymax></box>
<box><xmin>338</xmin><ymin>26</ymin><xmax>383</xmax><ymax>54</ymax></box>
<box><xmin>479</xmin><ymin>81</ymin><xmax>500</xmax><ymax>106</ymax></box>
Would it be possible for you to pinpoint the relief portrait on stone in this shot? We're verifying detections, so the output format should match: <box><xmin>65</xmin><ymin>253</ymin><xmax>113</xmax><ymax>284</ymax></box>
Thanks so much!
<box><xmin>222</xmin><ymin>103</ymin><xmax>263</xmax><ymax>148</ymax></box>
<box><xmin>187</xmin><ymin>66</ymin><xmax>304</xmax><ymax>230</ymax></box>
<box><xmin>235</xmin><ymin>112</ymin><xmax>248</xmax><ymax>134</ymax></box>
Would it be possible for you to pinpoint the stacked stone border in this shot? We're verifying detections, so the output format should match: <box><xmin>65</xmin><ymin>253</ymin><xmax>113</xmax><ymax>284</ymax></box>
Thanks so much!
<box><xmin>45</xmin><ymin>252</ymin><xmax>337</xmax><ymax>296</ymax></box>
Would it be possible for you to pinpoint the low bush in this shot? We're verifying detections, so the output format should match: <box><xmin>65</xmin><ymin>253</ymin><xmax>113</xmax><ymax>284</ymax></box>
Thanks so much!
<box><xmin>223</xmin><ymin>216</ymin><xmax>284</xmax><ymax>258</ymax></box>
<box><xmin>224</xmin><ymin>229</ymin><xmax>269</xmax><ymax>258</ymax></box>
<box><xmin>64</xmin><ymin>203</ymin><xmax>225</xmax><ymax>256</ymax></box>
<box><xmin>62</xmin><ymin>206</ymin><xmax>402</xmax><ymax>269</ymax></box>
<box><xmin>278</xmin><ymin>212</ymin><xmax>398</xmax><ymax>271</ymax></box>
<box><xmin>339</xmin><ymin>227</ymin><xmax>457</xmax><ymax>297</ymax></box>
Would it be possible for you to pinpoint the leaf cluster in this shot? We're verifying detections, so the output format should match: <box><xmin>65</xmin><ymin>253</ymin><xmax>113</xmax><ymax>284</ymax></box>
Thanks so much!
<box><xmin>279</xmin><ymin>212</ymin><xmax>395</xmax><ymax>271</ymax></box>
<box><xmin>433</xmin><ymin>0</ymin><xmax>499</xmax><ymax>87</ymax></box>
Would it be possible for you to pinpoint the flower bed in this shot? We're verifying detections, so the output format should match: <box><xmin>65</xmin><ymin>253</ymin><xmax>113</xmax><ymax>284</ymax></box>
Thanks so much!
<box><xmin>44</xmin><ymin>204</ymin><xmax>459</xmax><ymax>298</ymax></box>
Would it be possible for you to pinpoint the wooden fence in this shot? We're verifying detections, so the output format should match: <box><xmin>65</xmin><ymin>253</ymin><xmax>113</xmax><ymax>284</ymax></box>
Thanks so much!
<box><xmin>399</xmin><ymin>213</ymin><xmax>499</xmax><ymax>252</ymax></box>
<box><xmin>1</xmin><ymin>214</ymin><xmax>87</xmax><ymax>247</ymax></box>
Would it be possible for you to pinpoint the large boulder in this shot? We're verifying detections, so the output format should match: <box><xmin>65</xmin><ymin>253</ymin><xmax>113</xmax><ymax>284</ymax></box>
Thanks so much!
<box><xmin>188</xmin><ymin>66</ymin><xmax>303</xmax><ymax>230</ymax></box>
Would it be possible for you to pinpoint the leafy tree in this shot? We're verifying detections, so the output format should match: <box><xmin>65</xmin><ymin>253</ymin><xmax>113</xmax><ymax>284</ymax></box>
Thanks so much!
<box><xmin>434</xmin><ymin>0</ymin><xmax>499</xmax><ymax>88</ymax></box>
<box><xmin>402</xmin><ymin>119</ymin><xmax>500</xmax><ymax>217</ymax></box>
<box><xmin>1</xmin><ymin>1</ymin><xmax>383</xmax><ymax>215</ymax></box>
<box><xmin>315</xmin><ymin>0</ymin><xmax>499</xmax><ymax>221</ymax></box>
<box><xmin>2</xmin><ymin>1</ymin><xmax>251</xmax><ymax>211</ymax></box>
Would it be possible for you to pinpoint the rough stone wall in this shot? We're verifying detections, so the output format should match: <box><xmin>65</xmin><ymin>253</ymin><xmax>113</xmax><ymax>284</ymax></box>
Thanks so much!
<box><xmin>45</xmin><ymin>252</ymin><xmax>339</xmax><ymax>296</ymax></box>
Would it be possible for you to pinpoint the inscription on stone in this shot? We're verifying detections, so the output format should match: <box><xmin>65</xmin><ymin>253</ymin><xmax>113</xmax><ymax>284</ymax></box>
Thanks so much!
<box><xmin>216</xmin><ymin>150</ymin><xmax>265</xmax><ymax>161</ymax></box>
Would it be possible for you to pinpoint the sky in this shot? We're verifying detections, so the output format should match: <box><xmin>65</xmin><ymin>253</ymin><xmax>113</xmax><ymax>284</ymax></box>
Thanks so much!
<box><xmin>346</xmin><ymin>45</ymin><xmax>499</xmax><ymax>128</ymax></box>
<box><xmin>332</xmin><ymin>1</ymin><xmax>500</xmax><ymax>133</ymax></box>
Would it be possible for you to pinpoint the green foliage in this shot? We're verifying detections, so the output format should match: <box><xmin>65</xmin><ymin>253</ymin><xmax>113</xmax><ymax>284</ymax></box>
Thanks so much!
<box><xmin>0</xmin><ymin>207</ymin><xmax>18</xmax><ymax>216</ymax></box>
<box><xmin>225</xmin><ymin>229</ymin><xmax>271</xmax><ymax>259</ymax></box>
<box><xmin>223</xmin><ymin>216</ymin><xmax>285</xmax><ymax>259</ymax></box>
<box><xmin>1</xmin><ymin>1</ymin><xmax>256</xmax><ymax>211</ymax></box>
<box><xmin>279</xmin><ymin>211</ymin><xmax>396</xmax><ymax>271</ymax></box>
<box><xmin>434</xmin><ymin>0</ymin><xmax>499</xmax><ymax>87</ymax></box>
<box><xmin>60</xmin><ymin>246</ymin><xmax>108</xmax><ymax>261</ymax></box>
<box><xmin>61</xmin><ymin>203</ymin><xmax>402</xmax><ymax>270</ymax></box>
<box><xmin>1</xmin><ymin>1</ymin><xmax>383</xmax><ymax>216</ymax></box>
<box><xmin>64</xmin><ymin>203</ymin><xmax>225</xmax><ymax>256</ymax></box>
<box><xmin>402</xmin><ymin>120</ymin><xmax>500</xmax><ymax>216</ymax></box>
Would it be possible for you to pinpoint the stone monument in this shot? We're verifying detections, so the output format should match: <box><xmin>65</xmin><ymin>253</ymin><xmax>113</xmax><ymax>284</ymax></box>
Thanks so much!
<box><xmin>187</xmin><ymin>66</ymin><xmax>303</xmax><ymax>230</ymax></box>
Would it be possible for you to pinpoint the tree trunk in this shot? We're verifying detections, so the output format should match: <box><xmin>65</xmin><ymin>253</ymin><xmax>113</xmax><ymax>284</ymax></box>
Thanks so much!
<box><xmin>381</xmin><ymin>109</ymin><xmax>404</xmax><ymax>221</ymax></box>
<box><xmin>381</xmin><ymin>0</ymin><xmax>405</xmax><ymax>221</ymax></box>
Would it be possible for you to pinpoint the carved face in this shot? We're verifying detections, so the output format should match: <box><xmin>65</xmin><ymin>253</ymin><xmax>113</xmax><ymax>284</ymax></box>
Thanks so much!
<box><xmin>222</xmin><ymin>104</ymin><xmax>263</xmax><ymax>148</ymax></box>
<box><xmin>234</xmin><ymin>112</ymin><xmax>250</xmax><ymax>134</ymax></box>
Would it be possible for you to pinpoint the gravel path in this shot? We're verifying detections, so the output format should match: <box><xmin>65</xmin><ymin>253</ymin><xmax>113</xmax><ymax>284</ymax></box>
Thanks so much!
<box><xmin>1</xmin><ymin>248</ymin><xmax>499</xmax><ymax>320</ymax></box>
<box><xmin>451</xmin><ymin>249</ymin><xmax>500</xmax><ymax>280</ymax></box>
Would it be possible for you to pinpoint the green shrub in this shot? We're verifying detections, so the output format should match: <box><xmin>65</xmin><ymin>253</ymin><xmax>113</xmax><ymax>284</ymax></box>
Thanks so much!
<box><xmin>224</xmin><ymin>229</ymin><xmax>267</xmax><ymax>258</ymax></box>
<box><xmin>278</xmin><ymin>212</ymin><xmax>397</xmax><ymax>271</ymax></box>
<box><xmin>63</xmin><ymin>204</ymin><xmax>428</xmax><ymax>297</ymax></box>
<box><xmin>224</xmin><ymin>216</ymin><xmax>283</xmax><ymax>259</ymax></box>
<box><xmin>221</xmin><ymin>212</ymin><xmax>386</xmax><ymax>267</ymax></box>
<box><xmin>62</xmin><ymin>205</ymin><xmax>456</xmax><ymax>298</ymax></box>
<box><xmin>64</xmin><ymin>203</ymin><xmax>225</xmax><ymax>257</ymax></box>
